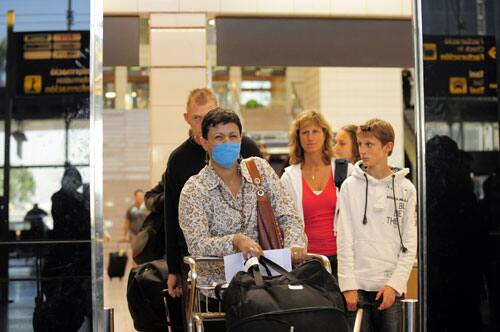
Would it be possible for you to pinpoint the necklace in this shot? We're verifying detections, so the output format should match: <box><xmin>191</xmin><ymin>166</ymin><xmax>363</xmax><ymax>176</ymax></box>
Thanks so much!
<box><xmin>305</xmin><ymin>166</ymin><xmax>321</xmax><ymax>181</ymax></box>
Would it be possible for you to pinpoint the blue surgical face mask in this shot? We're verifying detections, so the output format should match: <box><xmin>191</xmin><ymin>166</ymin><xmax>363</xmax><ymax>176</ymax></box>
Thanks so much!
<box><xmin>211</xmin><ymin>142</ymin><xmax>241</xmax><ymax>169</ymax></box>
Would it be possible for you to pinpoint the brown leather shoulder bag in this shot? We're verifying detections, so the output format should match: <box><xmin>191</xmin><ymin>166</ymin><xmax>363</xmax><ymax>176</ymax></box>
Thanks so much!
<box><xmin>245</xmin><ymin>159</ymin><xmax>284</xmax><ymax>250</ymax></box>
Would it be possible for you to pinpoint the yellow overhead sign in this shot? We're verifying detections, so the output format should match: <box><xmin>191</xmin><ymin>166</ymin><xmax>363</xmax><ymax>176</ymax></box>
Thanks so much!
<box><xmin>16</xmin><ymin>30</ymin><xmax>90</xmax><ymax>96</ymax></box>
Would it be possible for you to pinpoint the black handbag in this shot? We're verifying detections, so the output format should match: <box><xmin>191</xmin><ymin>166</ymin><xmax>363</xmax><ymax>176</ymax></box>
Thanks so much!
<box><xmin>223</xmin><ymin>256</ymin><xmax>349</xmax><ymax>332</ymax></box>
<box><xmin>131</xmin><ymin>211</ymin><xmax>165</xmax><ymax>264</ymax></box>
<box><xmin>126</xmin><ymin>259</ymin><xmax>170</xmax><ymax>332</ymax></box>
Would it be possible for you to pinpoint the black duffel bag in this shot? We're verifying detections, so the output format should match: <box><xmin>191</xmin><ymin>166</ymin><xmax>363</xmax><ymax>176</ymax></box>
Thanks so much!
<box><xmin>126</xmin><ymin>259</ymin><xmax>169</xmax><ymax>332</ymax></box>
<box><xmin>222</xmin><ymin>256</ymin><xmax>349</xmax><ymax>332</ymax></box>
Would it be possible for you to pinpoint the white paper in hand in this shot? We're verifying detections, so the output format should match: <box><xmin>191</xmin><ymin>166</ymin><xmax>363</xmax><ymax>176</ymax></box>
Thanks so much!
<box><xmin>223</xmin><ymin>248</ymin><xmax>291</xmax><ymax>283</ymax></box>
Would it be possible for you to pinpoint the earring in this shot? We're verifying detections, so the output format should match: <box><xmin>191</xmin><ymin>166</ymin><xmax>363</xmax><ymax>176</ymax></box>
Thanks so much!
<box><xmin>204</xmin><ymin>151</ymin><xmax>209</xmax><ymax>164</ymax></box>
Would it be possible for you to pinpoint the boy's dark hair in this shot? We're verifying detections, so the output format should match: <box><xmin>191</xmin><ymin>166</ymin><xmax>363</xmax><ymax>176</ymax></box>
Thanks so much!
<box><xmin>357</xmin><ymin>118</ymin><xmax>395</xmax><ymax>156</ymax></box>
<box><xmin>201</xmin><ymin>108</ymin><xmax>242</xmax><ymax>139</ymax></box>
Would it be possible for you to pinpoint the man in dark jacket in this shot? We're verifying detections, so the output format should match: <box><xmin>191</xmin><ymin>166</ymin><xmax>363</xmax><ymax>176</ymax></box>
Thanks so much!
<box><xmin>145</xmin><ymin>88</ymin><xmax>261</xmax><ymax>328</ymax></box>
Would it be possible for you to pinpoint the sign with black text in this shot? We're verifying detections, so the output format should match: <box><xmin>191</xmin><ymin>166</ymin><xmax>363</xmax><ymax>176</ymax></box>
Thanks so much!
<box><xmin>15</xmin><ymin>31</ymin><xmax>90</xmax><ymax>96</ymax></box>
<box><xmin>423</xmin><ymin>35</ymin><xmax>497</xmax><ymax>98</ymax></box>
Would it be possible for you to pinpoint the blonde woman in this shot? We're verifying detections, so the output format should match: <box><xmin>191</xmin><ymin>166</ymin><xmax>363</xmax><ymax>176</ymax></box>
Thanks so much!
<box><xmin>281</xmin><ymin>110</ymin><xmax>352</xmax><ymax>278</ymax></box>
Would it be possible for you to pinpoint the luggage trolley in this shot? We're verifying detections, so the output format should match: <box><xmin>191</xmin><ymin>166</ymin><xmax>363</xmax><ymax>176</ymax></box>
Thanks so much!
<box><xmin>183</xmin><ymin>253</ymin><xmax>355</xmax><ymax>332</ymax></box>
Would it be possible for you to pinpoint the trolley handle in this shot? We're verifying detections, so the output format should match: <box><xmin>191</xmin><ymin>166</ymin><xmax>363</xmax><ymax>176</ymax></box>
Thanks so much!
<box><xmin>183</xmin><ymin>256</ymin><xmax>224</xmax><ymax>274</ymax></box>
<box><xmin>304</xmin><ymin>253</ymin><xmax>332</xmax><ymax>274</ymax></box>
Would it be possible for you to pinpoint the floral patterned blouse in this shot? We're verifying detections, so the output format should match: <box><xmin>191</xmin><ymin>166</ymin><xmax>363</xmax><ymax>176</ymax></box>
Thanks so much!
<box><xmin>178</xmin><ymin>157</ymin><xmax>307</xmax><ymax>287</ymax></box>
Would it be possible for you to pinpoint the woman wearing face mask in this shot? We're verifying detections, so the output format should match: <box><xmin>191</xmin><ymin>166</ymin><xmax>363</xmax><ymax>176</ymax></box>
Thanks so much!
<box><xmin>281</xmin><ymin>110</ymin><xmax>353</xmax><ymax>279</ymax></box>
<box><xmin>178</xmin><ymin>108</ymin><xmax>307</xmax><ymax>294</ymax></box>
<box><xmin>334</xmin><ymin>125</ymin><xmax>360</xmax><ymax>164</ymax></box>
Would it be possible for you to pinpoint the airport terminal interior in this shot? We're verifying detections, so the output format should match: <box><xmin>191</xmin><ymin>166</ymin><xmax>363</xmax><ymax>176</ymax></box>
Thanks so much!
<box><xmin>1</xmin><ymin>0</ymin><xmax>500</xmax><ymax>331</ymax></box>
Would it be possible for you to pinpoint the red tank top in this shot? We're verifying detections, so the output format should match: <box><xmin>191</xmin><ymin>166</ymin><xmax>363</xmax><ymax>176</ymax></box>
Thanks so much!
<box><xmin>302</xmin><ymin>172</ymin><xmax>337</xmax><ymax>256</ymax></box>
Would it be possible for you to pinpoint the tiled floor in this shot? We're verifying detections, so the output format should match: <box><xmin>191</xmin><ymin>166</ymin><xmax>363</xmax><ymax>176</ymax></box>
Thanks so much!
<box><xmin>7</xmin><ymin>279</ymin><xmax>36</xmax><ymax>332</ymax></box>
<box><xmin>103</xmin><ymin>248</ymin><xmax>136</xmax><ymax>332</ymax></box>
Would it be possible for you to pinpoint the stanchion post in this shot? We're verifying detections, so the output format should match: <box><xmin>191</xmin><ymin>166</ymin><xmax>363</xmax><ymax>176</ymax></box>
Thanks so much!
<box><xmin>401</xmin><ymin>299</ymin><xmax>418</xmax><ymax>332</ymax></box>
<box><xmin>104</xmin><ymin>307</ymin><xmax>114</xmax><ymax>332</ymax></box>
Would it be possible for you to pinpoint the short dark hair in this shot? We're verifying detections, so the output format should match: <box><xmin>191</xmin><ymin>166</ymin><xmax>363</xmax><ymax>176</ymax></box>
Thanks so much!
<box><xmin>186</xmin><ymin>88</ymin><xmax>218</xmax><ymax>111</ymax></box>
<box><xmin>134</xmin><ymin>189</ymin><xmax>144</xmax><ymax>195</ymax></box>
<box><xmin>201</xmin><ymin>108</ymin><xmax>242</xmax><ymax>139</ymax></box>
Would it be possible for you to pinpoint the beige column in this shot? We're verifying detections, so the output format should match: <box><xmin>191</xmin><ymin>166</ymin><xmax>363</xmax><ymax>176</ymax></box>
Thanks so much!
<box><xmin>114</xmin><ymin>66</ymin><xmax>128</xmax><ymax>110</ymax></box>
<box><xmin>149</xmin><ymin>13</ymin><xmax>207</xmax><ymax>185</ymax></box>
<box><xmin>301</xmin><ymin>68</ymin><xmax>320</xmax><ymax>112</ymax></box>
<box><xmin>228</xmin><ymin>67</ymin><xmax>241</xmax><ymax>114</ymax></box>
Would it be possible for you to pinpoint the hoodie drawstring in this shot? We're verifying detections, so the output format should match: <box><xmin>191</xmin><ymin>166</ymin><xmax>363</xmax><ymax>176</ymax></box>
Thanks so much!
<box><xmin>392</xmin><ymin>175</ymin><xmax>408</xmax><ymax>253</ymax></box>
<box><xmin>362</xmin><ymin>173</ymin><xmax>368</xmax><ymax>224</ymax></box>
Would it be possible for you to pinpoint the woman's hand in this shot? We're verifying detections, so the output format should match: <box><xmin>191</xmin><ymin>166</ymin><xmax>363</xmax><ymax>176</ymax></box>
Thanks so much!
<box><xmin>290</xmin><ymin>246</ymin><xmax>306</xmax><ymax>264</ymax></box>
<box><xmin>233</xmin><ymin>234</ymin><xmax>263</xmax><ymax>259</ymax></box>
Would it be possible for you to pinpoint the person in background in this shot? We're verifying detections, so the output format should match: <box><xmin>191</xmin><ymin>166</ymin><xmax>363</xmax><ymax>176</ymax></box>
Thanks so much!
<box><xmin>144</xmin><ymin>88</ymin><xmax>261</xmax><ymax>331</ymax></box>
<box><xmin>334</xmin><ymin>124</ymin><xmax>361</xmax><ymax>164</ymax></box>
<box><xmin>41</xmin><ymin>166</ymin><xmax>91</xmax><ymax>330</ymax></box>
<box><xmin>281</xmin><ymin>110</ymin><xmax>352</xmax><ymax>278</ymax></box>
<box><xmin>481</xmin><ymin>173</ymin><xmax>500</xmax><ymax>330</ymax></box>
<box><xmin>257</xmin><ymin>141</ymin><xmax>270</xmax><ymax>162</ymax></box>
<box><xmin>426</xmin><ymin>135</ymin><xmax>484</xmax><ymax>331</ymax></box>
<box><xmin>402</xmin><ymin>69</ymin><xmax>414</xmax><ymax>109</ymax></box>
<box><xmin>123</xmin><ymin>189</ymin><xmax>147</xmax><ymax>242</ymax></box>
<box><xmin>337</xmin><ymin>119</ymin><xmax>417</xmax><ymax>332</ymax></box>
<box><xmin>51</xmin><ymin>166</ymin><xmax>89</xmax><ymax>240</ymax></box>
<box><xmin>24</xmin><ymin>203</ymin><xmax>48</xmax><ymax>239</ymax></box>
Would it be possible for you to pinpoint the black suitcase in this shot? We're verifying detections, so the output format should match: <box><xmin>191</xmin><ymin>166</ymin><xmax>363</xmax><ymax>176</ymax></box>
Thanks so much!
<box><xmin>108</xmin><ymin>250</ymin><xmax>128</xmax><ymax>279</ymax></box>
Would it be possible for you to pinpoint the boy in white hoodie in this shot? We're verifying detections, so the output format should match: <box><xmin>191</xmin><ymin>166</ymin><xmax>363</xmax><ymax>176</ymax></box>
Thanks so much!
<box><xmin>337</xmin><ymin>119</ymin><xmax>417</xmax><ymax>332</ymax></box>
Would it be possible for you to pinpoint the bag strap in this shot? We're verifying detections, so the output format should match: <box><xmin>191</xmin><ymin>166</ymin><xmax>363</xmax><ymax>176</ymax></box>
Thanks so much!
<box><xmin>245</xmin><ymin>159</ymin><xmax>262</xmax><ymax>185</ymax></box>
<box><xmin>259</xmin><ymin>256</ymin><xmax>292</xmax><ymax>276</ymax></box>
<box><xmin>250</xmin><ymin>256</ymin><xmax>300</xmax><ymax>287</ymax></box>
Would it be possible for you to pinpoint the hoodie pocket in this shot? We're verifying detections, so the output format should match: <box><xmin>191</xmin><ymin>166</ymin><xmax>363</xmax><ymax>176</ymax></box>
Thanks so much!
<box><xmin>354</xmin><ymin>240</ymin><xmax>399</xmax><ymax>280</ymax></box>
